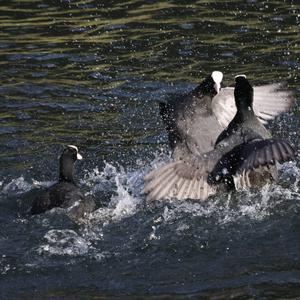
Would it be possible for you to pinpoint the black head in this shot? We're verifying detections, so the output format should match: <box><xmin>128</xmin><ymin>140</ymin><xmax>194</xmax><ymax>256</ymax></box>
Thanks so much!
<box><xmin>234</xmin><ymin>75</ymin><xmax>254</xmax><ymax>109</ymax></box>
<box><xmin>194</xmin><ymin>71</ymin><xmax>223</xmax><ymax>97</ymax></box>
<box><xmin>60</xmin><ymin>145</ymin><xmax>82</xmax><ymax>162</ymax></box>
<box><xmin>59</xmin><ymin>145</ymin><xmax>82</xmax><ymax>182</ymax></box>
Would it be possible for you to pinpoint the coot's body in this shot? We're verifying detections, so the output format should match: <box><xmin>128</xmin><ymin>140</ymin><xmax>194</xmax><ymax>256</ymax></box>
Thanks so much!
<box><xmin>160</xmin><ymin>71</ymin><xmax>294</xmax><ymax>161</ymax></box>
<box><xmin>160</xmin><ymin>71</ymin><xmax>223</xmax><ymax>158</ymax></box>
<box><xmin>31</xmin><ymin>145</ymin><xmax>95</xmax><ymax>219</ymax></box>
<box><xmin>144</xmin><ymin>76</ymin><xmax>295</xmax><ymax>201</ymax></box>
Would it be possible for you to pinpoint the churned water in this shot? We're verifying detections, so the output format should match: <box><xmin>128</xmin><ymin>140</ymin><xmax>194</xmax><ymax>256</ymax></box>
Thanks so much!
<box><xmin>0</xmin><ymin>1</ymin><xmax>299</xmax><ymax>299</ymax></box>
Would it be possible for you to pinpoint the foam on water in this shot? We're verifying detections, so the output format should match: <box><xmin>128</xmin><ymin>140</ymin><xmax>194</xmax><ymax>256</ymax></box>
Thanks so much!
<box><xmin>1</xmin><ymin>176</ymin><xmax>34</xmax><ymax>196</ymax></box>
<box><xmin>157</xmin><ymin>176</ymin><xmax>299</xmax><ymax>227</ymax></box>
<box><xmin>74</xmin><ymin>158</ymin><xmax>300</xmax><ymax>257</ymax></box>
<box><xmin>1</xmin><ymin>154</ymin><xmax>299</xmax><ymax>258</ymax></box>
<box><xmin>0</xmin><ymin>254</ymin><xmax>13</xmax><ymax>275</ymax></box>
<box><xmin>1</xmin><ymin>177</ymin><xmax>54</xmax><ymax>197</ymax></box>
<box><xmin>1</xmin><ymin>154</ymin><xmax>299</xmax><ymax>228</ymax></box>
<box><xmin>37</xmin><ymin>229</ymin><xmax>90</xmax><ymax>256</ymax></box>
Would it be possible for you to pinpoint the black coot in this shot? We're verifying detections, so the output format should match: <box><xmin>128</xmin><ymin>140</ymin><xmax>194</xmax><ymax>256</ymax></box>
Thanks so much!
<box><xmin>159</xmin><ymin>71</ymin><xmax>223</xmax><ymax>158</ymax></box>
<box><xmin>159</xmin><ymin>71</ymin><xmax>294</xmax><ymax>161</ymax></box>
<box><xmin>31</xmin><ymin>145</ymin><xmax>96</xmax><ymax>219</ymax></box>
<box><xmin>144</xmin><ymin>76</ymin><xmax>295</xmax><ymax>201</ymax></box>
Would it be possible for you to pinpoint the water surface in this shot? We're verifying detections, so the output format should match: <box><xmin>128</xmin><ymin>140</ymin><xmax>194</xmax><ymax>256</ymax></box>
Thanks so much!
<box><xmin>0</xmin><ymin>1</ymin><xmax>299</xmax><ymax>299</ymax></box>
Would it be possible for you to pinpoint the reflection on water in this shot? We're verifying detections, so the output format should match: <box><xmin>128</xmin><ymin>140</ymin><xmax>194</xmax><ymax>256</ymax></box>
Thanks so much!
<box><xmin>0</xmin><ymin>0</ymin><xmax>299</xmax><ymax>171</ymax></box>
<box><xmin>0</xmin><ymin>0</ymin><xmax>299</xmax><ymax>299</ymax></box>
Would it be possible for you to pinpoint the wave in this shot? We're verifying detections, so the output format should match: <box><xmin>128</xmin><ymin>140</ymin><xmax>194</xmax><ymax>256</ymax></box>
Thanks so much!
<box><xmin>1</xmin><ymin>154</ymin><xmax>299</xmax><ymax>257</ymax></box>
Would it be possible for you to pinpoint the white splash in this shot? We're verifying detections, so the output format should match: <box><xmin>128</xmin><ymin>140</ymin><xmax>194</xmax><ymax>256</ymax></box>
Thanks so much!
<box><xmin>110</xmin><ymin>174</ymin><xmax>140</xmax><ymax>220</ymax></box>
<box><xmin>84</xmin><ymin>152</ymin><xmax>169</xmax><ymax>224</ymax></box>
<box><xmin>37</xmin><ymin>229</ymin><xmax>90</xmax><ymax>256</ymax></box>
<box><xmin>149</xmin><ymin>161</ymin><xmax>300</xmax><ymax>226</ymax></box>
<box><xmin>85</xmin><ymin>161</ymin><xmax>143</xmax><ymax>223</ymax></box>
<box><xmin>1</xmin><ymin>176</ymin><xmax>33</xmax><ymax>195</ymax></box>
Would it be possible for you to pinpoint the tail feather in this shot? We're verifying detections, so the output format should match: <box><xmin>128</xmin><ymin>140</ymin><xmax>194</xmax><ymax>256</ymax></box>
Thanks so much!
<box><xmin>144</xmin><ymin>162</ymin><xmax>178</xmax><ymax>181</ymax></box>
<box><xmin>185</xmin><ymin>176</ymin><xmax>196</xmax><ymax>199</ymax></box>
<box><xmin>253</xmin><ymin>150</ymin><xmax>261</xmax><ymax>168</ymax></box>
<box><xmin>143</xmin><ymin>156</ymin><xmax>217</xmax><ymax>201</ymax></box>
<box><xmin>189</xmin><ymin>176</ymin><xmax>199</xmax><ymax>199</ymax></box>
<box><xmin>281</xmin><ymin>140</ymin><xmax>295</xmax><ymax>157</ymax></box>
<box><xmin>265</xmin><ymin>146</ymin><xmax>273</xmax><ymax>163</ymax></box>
<box><xmin>172</xmin><ymin>177</ymin><xmax>185</xmax><ymax>197</ymax></box>
<box><xmin>198</xmin><ymin>178</ymin><xmax>204</xmax><ymax>199</ymax></box>
<box><xmin>234</xmin><ymin>165</ymin><xmax>278</xmax><ymax>189</ymax></box>
<box><xmin>199</xmin><ymin>177</ymin><xmax>205</xmax><ymax>199</ymax></box>
<box><xmin>177</xmin><ymin>180</ymin><xmax>190</xmax><ymax>200</ymax></box>
<box><xmin>271</xmin><ymin>143</ymin><xmax>282</xmax><ymax>162</ymax></box>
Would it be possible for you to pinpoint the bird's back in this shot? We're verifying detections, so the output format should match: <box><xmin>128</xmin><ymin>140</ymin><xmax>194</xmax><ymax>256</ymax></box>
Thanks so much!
<box><xmin>161</xmin><ymin>93</ymin><xmax>222</xmax><ymax>158</ymax></box>
<box><xmin>31</xmin><ymin>181</ymin><xmax>95</xmax><ymax>218</ymax></box>
<box><xmin>31</xmin><ymin>182</ymin><xmax>77</xmax><ymax>214</ymax></box>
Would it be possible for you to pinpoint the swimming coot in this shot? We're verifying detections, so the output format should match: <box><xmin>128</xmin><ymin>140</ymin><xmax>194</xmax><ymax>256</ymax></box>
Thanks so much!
<box><xmin>31</xmin><ymin>145</ymin><xmax>96</xmax><ymax>219</ymax></box>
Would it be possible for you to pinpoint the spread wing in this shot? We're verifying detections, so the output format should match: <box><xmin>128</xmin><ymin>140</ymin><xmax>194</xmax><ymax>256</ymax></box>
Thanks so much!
<box><xmin>144</xmin><ymin>138</ymin><xmax>296</xmax><ymax>201</ymax></box>
<box><xmin>212</xmin><ymin>88</ymin><xmax>236</xmax><ymax>128</ymax></box>
<box><xmin>143</xmin><ymin>155</ymin><xmax>217</xmax><ymax>201</ymax></box>
<box><xmin>212</xmin><ymin>84</ymin><xmax>294</xmax><ymax>128</ymax></box>
<box><xmin>236</xmin><ymin>139</ymin><xmax>295</xmax><ymax>173</ymax></box>
<box><xmin>233</xmin><ymin>139</ymin><xmax>295</xmax><ymax>190</ymax></box>
<box><xmin>209</xmin><ymin>138</ymin><xmax>295</xmax><ymax>184</ymax></box>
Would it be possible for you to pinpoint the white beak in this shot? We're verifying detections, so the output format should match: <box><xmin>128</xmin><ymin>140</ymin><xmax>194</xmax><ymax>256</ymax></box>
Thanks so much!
<box><xmin>77</xmin><ymin>153</ymin><xmax>83</xmax><ymax>160</ymax></box>
<box><xmin>212</xmin><ymin>71</ymin><xmax>223</xmax><ymax>94</ymax></box>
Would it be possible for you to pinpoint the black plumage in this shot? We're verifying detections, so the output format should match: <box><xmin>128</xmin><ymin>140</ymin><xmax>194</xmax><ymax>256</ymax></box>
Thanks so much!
<box><xmin>31</xmin><ymin>145</ymin><xmax>95</xmax><ymax>219</ymax></box>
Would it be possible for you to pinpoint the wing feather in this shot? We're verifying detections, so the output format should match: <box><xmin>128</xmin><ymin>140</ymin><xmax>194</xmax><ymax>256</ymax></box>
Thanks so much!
<box><xmin>143</xmin><ymin>167</ymin><xmax>175</xmax><ymax>193</ymax></box>
<box><xmin>212</xmin><ymin>84</ymin><xmax>294</xmax><ymax>128</ymax></box>
<box><xmin>236</xmin><ymin>139</ymin><xmax>295</xmax><ymax>174</ymax></box>
<box><xmin>143</xmin><ymin>156</ymin><xmax>217</xmax><ymax>201</ymax></box>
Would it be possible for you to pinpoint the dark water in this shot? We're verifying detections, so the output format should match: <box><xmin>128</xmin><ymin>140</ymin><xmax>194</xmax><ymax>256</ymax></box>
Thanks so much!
<box><xmin>0</xmin><ymin>0</ymin><xmax>300</xmax><ymax>299</ymax></box>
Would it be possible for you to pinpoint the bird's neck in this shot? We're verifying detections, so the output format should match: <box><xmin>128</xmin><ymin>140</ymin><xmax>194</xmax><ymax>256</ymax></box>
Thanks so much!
<box><xmin>237</xmin><ymin>104</ymin><xmax>255</xmax><ymax>121</ymax></box>
<box><xmin>192</xmin><ymin>82</ymin><xmax>214</xmax><ymax>98</ymax></box>
<box><xmin>192</xmin><ymin>85</ymin><xmax>205</xmax><ymax>97</ymax></box>
<box><xmin>235</xmin><ymin>92</ymin><xmax>255</xmax><ymax>122</ymax></box>
<box><xmin>59</xmin><ymin>158</ymin><xmax>75</xmax><ymax>183</ymax></box>
<box><xmin>190</xmin><ymin>85</ymin><xmax>214</xmax><ymax>113</ymax></box>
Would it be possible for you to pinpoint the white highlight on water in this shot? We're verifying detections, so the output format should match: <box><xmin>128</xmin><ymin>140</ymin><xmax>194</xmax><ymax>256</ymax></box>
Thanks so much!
<box><xmin>2</xmin><ymin>154</ymin><xmax>299</xmax><ymax>258</ymax></box>
<box><xmin>38</xmin><ymin>229</ymin><xmax>89</xmax><ymax>256</ymax></box>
